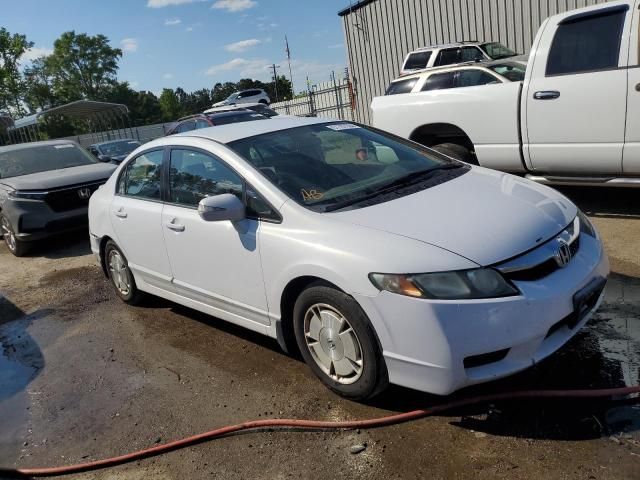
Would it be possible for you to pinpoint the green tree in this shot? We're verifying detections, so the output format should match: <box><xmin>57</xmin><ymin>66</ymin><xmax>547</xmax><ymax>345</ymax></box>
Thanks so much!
<box><xmin>0</xmin><ymin>28</ymin><xmax>33</xmax><ymax>115</ymax></box>
<box><xmin>46</xmin><ymin>31</ymin><xmax>122</xmax><ymax>102</ymax></box>
<box><xmin>159</xmin><ymin>88</ymin><xmax>181</xmax><ymax>121</ymax></box>
<box><xmin>23</xmin><ymin>56</ymin><xmax>56</xmax><ymax>112</ymax></box>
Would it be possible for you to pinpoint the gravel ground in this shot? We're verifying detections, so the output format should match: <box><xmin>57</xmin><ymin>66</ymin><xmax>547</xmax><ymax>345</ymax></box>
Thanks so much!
<box><xmin>0</xmin><ymin>186</ymin><xmax>639</xmax><ymax>479</ymax></box>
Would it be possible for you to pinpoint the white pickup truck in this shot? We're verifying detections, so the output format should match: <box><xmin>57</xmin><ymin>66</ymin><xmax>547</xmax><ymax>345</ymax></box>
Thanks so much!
<box><xmin>372</xmin><ymin>0</ymin><xmax>640</xmax><ymax>187</ymax></box>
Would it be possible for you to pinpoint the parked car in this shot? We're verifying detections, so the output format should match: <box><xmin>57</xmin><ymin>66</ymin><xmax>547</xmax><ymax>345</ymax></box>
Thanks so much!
<box><xmin>374</xmin><ymin>1</ymin><xmax>640</xmax><ymax>187</ymax></box>
<box><xmin>212</xmin><ymin>89</ymin><xmax>271</xmax><ymax>107</ymax></box>
<box><xmin>89</xmin><ymin>139</ymin><xmax>142</xmax><ymax>164</ymax></box>
<box><xmin>164</xmin><ymin>111</ymin><xmax>269</xmax><ymax>136</ymax></box>
<box><xmin>204</xmin><ymin>102</ymin><xmax>279</xmax><ymax>117</ymax></box>
<box><xmin>0</xmin><ymin>140</ymin><xmax>116</xmax><ymax>256</ymax></box>
<box><xmin>88</xmin><ymin>116</ymin><xmax>608</xmax><ymax>399</ymax></box>
<box><xmin>400</xmin><ymin>41</ymin><xmax>518</xmax><ymax>76</ymax></box>
<box><xmin>384</xmin><ymin>61</ymin><xmax>526</xmax><ymax>97</ymax></box>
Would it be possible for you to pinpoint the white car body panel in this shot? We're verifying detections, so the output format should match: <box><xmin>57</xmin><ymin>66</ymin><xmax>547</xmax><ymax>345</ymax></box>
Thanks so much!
<box><xmin>89</xmin><ymin>117</ymin><xmax>609</xmax><ymax>395</ymax></box>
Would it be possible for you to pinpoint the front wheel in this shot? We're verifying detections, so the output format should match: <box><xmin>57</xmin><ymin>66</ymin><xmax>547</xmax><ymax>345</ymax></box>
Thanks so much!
<box><xmin>293</xmin><ymin>283</ymin><xmax>388</xmax><ymax>399</ymax></box>
<box><xmin>1</xmin><ymin>215</ymin><xmax>29</xmax><ymax>257</ymax></box>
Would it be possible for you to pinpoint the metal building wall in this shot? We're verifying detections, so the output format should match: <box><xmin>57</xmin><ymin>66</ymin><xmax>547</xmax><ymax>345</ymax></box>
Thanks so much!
<box><xmin>341</xmin><ymin>0</ymin><xmax>608</xmax><ymax>124</ymax></box>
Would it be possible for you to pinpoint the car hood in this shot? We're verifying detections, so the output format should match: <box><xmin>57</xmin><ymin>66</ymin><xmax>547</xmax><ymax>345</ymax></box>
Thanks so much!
<box><xmin>0</xmin><ymin>163</ymin><xmax>116</xmax><ymax>191</ymax></box>
<box><xmin>327</xmin><ymin>167</ymin><xmax>577</xmax><ymax>266</ymax></box>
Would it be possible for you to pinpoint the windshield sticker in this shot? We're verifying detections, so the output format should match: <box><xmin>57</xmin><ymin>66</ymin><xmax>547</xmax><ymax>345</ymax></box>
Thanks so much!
<box><xmin>301</xmin><ymin>188</ymin><xmax>324</xmax><ymax>202</ymax></box>
<box><xmin>326</xmin><ymin>123</ymin><xmax>360</xmax><ymax>131</ymax></box>
<box><xmin>54</xmin><ymin>144</ymin><xmax>75</xmax><ymax>149</ymax></box>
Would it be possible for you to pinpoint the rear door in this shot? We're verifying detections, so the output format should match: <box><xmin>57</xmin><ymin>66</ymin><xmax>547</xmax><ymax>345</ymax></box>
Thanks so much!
<box><xmin>524</xmin><ymin>4</ymin><xmax>631</xmax><ymax>174</ymax></box>
<box><xmin>110</xmin><ymin>148</ymin><xmax>173</xmax><ymax>287</ymax></box>
<box><xmin>624</xmin><ymin>3</ymin><xmax>640</xmax><ymax>174</ymax></box>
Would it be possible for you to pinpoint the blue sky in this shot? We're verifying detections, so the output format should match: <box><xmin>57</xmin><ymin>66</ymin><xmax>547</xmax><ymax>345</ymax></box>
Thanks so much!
<box><xmin>4</xmin><ymin>0</ymin><xmax>350</xmax><ymax>95</ymax></box>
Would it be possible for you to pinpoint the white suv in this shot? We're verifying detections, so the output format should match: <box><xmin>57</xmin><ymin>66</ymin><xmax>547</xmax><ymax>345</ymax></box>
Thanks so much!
<box><xmin>400</xmin><ymin>41</ymin><xmax>517</xmax><ymax>76</ymax></box>
<box><xmin>212</xmin><ymin>89</ymin><xmax>271</xmax><ymax>107</ymax></box>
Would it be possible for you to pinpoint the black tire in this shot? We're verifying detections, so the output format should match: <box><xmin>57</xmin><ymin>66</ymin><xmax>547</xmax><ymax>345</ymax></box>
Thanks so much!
<box><xmin>259</xmin><ymin>99</ymin><xmax>269</xmax><ymax>105</ymax></box>
<box><xmin>104</xmin><ymin>240</ymin><xmax>142</xmax><ymax>305</ymax></box>
<box><xmin>293</xmin><ymin>282</ymin><xmax>388</xmax><ymax>400</ymax></box>
<box><xmin>0</xmin><ymin>215</ymin><xmax>29</xmax><ymax>257</ymax></box>
<box><xmin>431</xmin><ymin>142</ymin><xmax>478</xmax><ymax>165</ymax></box>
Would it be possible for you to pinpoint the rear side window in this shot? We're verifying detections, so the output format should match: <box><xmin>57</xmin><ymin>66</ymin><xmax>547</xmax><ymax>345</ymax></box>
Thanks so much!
<box><xmin>434</xmin><ymin>48</ymin><xmax>460</xmax><ymax>66</ymax></box>
<box><xmin>195</xmin><ymin>119</ymin><xmax>210</xmax><ymax>129</ymax></box>
<box><xmin>421</xmin><ymin>72</ymin><xmax>456</xmax><ymax>91</ymax></box>
<box><xmin>385</xmin><ymin>78</ymin><xmax>418</xmax><ymax>95</ymax></box>
<box><xmin>456</xmin><ymin>70</ymin><xmax>500</xmax><ymax>87</ymax></box>
<box><xmin>176</xmin><ymin>121</ymin><xmax>195</xmax><ymax>133</ymax></box>
<box><xmin>546</xmin><ymin>8</ymin><xmax>626</xmax><ymax>76</ymax></box>
<box><xmin>118</xmin><ymin>150</ymin><xmax>163</xmax><ymax>200</ymax></box>
<box><xmin>404</xmin><ymin>51</ymin><xmax>432</xmax><ymax>70</ymax></box>
<box><xmin>459</xmin><ymin>46</ymin><xmax>485</xmax><ymax>62</ymax></box>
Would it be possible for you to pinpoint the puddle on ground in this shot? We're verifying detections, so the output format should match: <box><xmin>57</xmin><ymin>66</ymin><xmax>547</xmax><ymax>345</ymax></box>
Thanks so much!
<box><xmin>0</xmin><ymin>307</ymin><xmax>45</xmax><ymax>463</ymax></box>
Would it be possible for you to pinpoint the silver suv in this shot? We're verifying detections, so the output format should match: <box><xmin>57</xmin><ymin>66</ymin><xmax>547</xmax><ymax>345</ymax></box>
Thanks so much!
<box><xmin>400</xmin><ymin>41</ymin><xmax>517</xmax><ymax>76</ymax></box>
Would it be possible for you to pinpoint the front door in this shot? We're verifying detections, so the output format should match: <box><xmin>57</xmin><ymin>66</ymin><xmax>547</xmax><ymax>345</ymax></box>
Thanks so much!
<box><xmin>110</xmin><ymin>148</ymin><xmax>173</xmax><ymax>287</ymax></box>
<box><xmin>160</xmin><ymin>147</ymin><xmax>270</xmax><ymax>327</ymax></box>
<box><xmin>525</xmin><ymin>5</ymin><xmax>631</xmax><ymax>174</ymax></box>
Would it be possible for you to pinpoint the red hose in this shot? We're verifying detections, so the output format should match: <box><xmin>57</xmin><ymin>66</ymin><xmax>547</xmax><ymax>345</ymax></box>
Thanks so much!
<box><xmin>3</xmin><ymin>385</ymin><xmax>639</xmax><ymax>477</ymax></box>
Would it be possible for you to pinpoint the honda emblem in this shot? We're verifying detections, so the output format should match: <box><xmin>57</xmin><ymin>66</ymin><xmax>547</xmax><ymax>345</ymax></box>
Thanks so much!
<box><xmin>554</xmin><ymin>239</ymin><xmax>572</xmax><ymax>267</ymax></box>
<box><xmin>78</xmin><ymin>187</ymin><xmax>91</xmax><ymax>200</ymax></box>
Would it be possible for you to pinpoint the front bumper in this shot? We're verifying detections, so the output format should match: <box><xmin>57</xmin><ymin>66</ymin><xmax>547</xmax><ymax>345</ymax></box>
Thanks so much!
<box><xmin>354</xmin><ymin>233</ymin><xmax>609</xmax><ymax>395</ymax></box>
<box><xmin>3</xmin><ymin>199</ymin><xmax>89</xmax><ymax>242</ymax></box>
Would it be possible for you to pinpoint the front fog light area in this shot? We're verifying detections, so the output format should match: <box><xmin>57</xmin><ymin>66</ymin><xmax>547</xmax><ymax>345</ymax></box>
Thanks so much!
<box><xmin>370</xmin><ymin>269</ymin><xmax>519</xmax><ymax>300</ymax></box>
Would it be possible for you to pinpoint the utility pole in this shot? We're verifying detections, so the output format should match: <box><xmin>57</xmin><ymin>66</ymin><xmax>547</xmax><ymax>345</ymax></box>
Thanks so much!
<box><xmin>270</xmin><ymin>63</ymin><xmax>280</xmax><ymax>103</ymax></box>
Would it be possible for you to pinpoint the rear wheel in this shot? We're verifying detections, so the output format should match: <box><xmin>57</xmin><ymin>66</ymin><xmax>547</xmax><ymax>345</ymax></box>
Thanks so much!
<box><xmin>105</xmin><ymin>241</ymin><xmax>142</xmax><ymax>305</ymax></box>
<box><xmin>1</xmin><ymin>215</ymin><xmax>28</xmax><ymax>257</ymax></box>
<box><xmin>431</xmin><ymin>142</ymin><xmax>478</xmax><ymax>165</ymax></box>
<box><xmin>259</xmin><ymin>99</ymin><xmax>268</xmax><ymax>105</ymax></box>
<box><xmin>293</xmin><ymin>283</ymin><xmax>388</xmax><ymax>399</ymax></box>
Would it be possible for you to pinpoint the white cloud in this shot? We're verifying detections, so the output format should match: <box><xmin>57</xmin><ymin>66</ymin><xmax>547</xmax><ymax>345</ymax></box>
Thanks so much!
<box><xmin>21</xmin><ymin>46</ymin><xmax>53</xmax><ymax>62</ymax></box>
<box><xmin>186</xmin><ymin>26</ymin><xmax>194</xmax><ymax>32</ymax></box>
<box><xmin>164</xmin><ymin>18</ymin><xmax>182</xmax><ymax>25</ymax></box>
<box><xmin>163</xmin><ymin>73</ymin><xmax>174</xmax><ymax>79</ymax></box>
<box><xmin>205</xmin><ymin>57</ymin><xmax>267</xmax><ymax>76</ymax></box>
<box><xmin>129</xmin><ymin>81</ymin><xmax>140</xmax><ymax>88</ymax></box>
<box><xmin>148</xmin><ymin>0</ymin><xmax>199</xmax><ymax>7</ymax></box>
<box><xmin>120</xmin><ymin>38</ymin><xmax>138</xmax><ymax>53</ymax></box>
<box><xmin>224</xmin><ymin>38</ymin><xmax>261</xmax><ymax>53</ymax></box>
<box><xmin>328</xmin><ymin>43</ymin><xmax>343</xmax><ymax>49</ymax></box>
<box><xmin>212</xmin><ymin>0</ymin><xmax>257</xmax><ymax>13</ymax></box>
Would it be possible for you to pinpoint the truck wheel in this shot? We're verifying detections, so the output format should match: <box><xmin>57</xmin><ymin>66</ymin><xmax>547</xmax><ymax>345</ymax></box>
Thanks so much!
<box><xmin>431</xmin><ymin>143</ymin><xmax>478</xmax><ymax>165</ymax></box>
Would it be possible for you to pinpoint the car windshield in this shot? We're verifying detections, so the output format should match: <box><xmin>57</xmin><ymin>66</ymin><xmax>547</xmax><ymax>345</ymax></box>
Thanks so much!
<box><xmin>228</xmin><ymin>122</ymin><xmax>460</xmax><ymax>212</ymax></box>
<box><xmin>225</xmin><ymin>93</ymin><xmax>239</xmax><ymax>101</ymax></box>
<box><xmin>488</xmin><ymin>62</ymin><xmax>526</xmax><ymax>81</ymax></box>
<box><xmin>480</xmin><ymin>42</ymin><xmax>516</xmax><ymax>60</ymax></box>
<box><xmin>210</xmin><ymin>112</ymin><xmax>268</xmax><ymax>126</ymax></box>
<box><xmin>0</xmin><ymin>143</ymin><xmax>98</xmax><ymax>179</ymax></box>
<box><xmin>97</xmin><ymin>140</ymin><xmax>141</xmax><ymax>156</ymax></box>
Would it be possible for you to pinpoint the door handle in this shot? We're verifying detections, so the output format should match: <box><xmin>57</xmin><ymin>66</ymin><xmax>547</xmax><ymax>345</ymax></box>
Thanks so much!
<box><xmin>635</xmin><ymin>83</ymin><xmax>640</xmax><ymax>92</ymax></box>
<box><xmin>165</xmin><ymin>220</ymin><xmax>185</xmax><ymax>232</ymax></box>
<box><xmin>113</xmin><ymin>209</ymin><xmax>128</xmax><ymax>218</ymax></box>
<box><xmin>533</xmin><ymin>90</ymin><xmax>560</xmax><ymax>100</ymax></box>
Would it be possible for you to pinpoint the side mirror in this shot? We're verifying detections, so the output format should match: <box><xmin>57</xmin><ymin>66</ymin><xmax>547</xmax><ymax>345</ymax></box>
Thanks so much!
<box><xmin>198</xmin><ymin>193</ymin><xmax>245</xmax><ymax>222</ymax></box>
<box><xmin>97</xmin><ymin>154</ymin><xmax>112</xmax><ymax>163</ymax></box>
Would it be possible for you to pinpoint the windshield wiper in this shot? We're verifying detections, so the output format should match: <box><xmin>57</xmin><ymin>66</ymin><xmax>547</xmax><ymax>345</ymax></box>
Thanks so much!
<box><xmin>323</xmin><ymin>163</ymin><xmax>462</xmax><ymax>212</ymax></box>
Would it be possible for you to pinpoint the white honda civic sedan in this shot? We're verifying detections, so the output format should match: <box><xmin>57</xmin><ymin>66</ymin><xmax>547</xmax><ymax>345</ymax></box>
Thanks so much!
<box><xmin>88</xmin><ymin>116</ymin><xmax>609</xmax><ymax>399</ymax></box>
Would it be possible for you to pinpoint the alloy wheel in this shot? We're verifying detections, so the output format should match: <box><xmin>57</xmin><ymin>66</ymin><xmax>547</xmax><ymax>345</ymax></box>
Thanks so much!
<box><xmin>1</xmin><ymin>217</ymin><xmax>16</xmax><ymax>253</ymax></box>
<box><xmin>303</xmin><ymin>303</ymin><xmax>364</xmax><ymax>385</ymax></box>
<box><xmin>108</xmin><ymin>250</ymin><xmax>131</xmax><ymax>296</ymax></box>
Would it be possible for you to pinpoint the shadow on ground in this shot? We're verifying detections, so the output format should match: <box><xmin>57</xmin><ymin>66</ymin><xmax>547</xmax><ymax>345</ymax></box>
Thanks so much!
<box><xmin>557</xmin><ymin>186</ymin><xmax>640</xmax><ymax>218</ymax></box>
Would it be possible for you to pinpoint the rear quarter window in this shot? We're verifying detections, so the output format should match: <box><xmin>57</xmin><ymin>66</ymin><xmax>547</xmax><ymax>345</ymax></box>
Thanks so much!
<box><xmin>385</xmin><ymin>78</ymin><xmax>418</xmax><ymax>95</ymax></box>
<box><xmin>404</xmin><ymin>51</ymin><xmax>432</xmax><ymax>70</ymax></box>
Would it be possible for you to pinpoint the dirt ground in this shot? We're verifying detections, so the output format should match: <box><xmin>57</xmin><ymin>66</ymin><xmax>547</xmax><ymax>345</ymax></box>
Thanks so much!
<box><xmin>0</xmin><ymin>186</ymin><xmax>639</xmax><ymax>480</ymax></box>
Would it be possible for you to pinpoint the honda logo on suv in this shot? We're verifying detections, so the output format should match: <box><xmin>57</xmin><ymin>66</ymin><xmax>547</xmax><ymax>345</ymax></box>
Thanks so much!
<box><xmin>78</xmin><ymin>187</ymin><xmax>91</xmax><ymax>200</ymax></box>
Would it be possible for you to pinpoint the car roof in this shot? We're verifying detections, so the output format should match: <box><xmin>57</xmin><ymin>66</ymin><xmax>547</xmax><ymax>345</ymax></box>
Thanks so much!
<box><xmin>154</xmin><ymin>115</ymin><xmax>334</xmax><ymax>145</ymax></box>
<box><xmin>0</xmin><ymin>139</ymin><xmax>77</xmax><ymax>154</ymax></box>
<box><xmin>409</xmin><ymin>41</ymin><xmax>481</xmax><ymax>53</ymax></box>
<box><xmin>207</xmin><ymin>110</ymin><xmax>262</xmax><ymax>119</ymax></box>
<box><xmin>203</xmin><ymin>103</ymin><xmax>264</xmax><ymax>114</ymax></box>
<box><xmin>90</xmin><ymin>138</ymin><xmax>139</xmax><ymax>147</ymax></box>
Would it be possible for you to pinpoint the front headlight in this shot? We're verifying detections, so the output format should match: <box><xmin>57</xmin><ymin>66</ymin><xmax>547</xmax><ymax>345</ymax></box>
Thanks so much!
<box><xmin>577</xmin><ymin>210</ymin><xmax>596</xmax><ymax>237</ymax></box>
<box><xmin>8</xmin><ymin>190</ymin><xmax>47</xmax><ymax>200</ymax></box>
<box><xmin>369</xmin><ymin>269</ymin><xmax>519</xmax><ymax>300</ymax></box>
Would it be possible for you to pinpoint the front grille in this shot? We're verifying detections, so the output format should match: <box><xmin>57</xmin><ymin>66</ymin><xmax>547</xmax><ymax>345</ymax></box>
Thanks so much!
<box><xmin>45</xmin><ymin>182</ymin><xmax>105</xmax><ymax>213</ymax></box>
<box><xmin>502</xmin><ymin>236</ymin><xmax>581</xmax><ymax>282</ymax></box>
